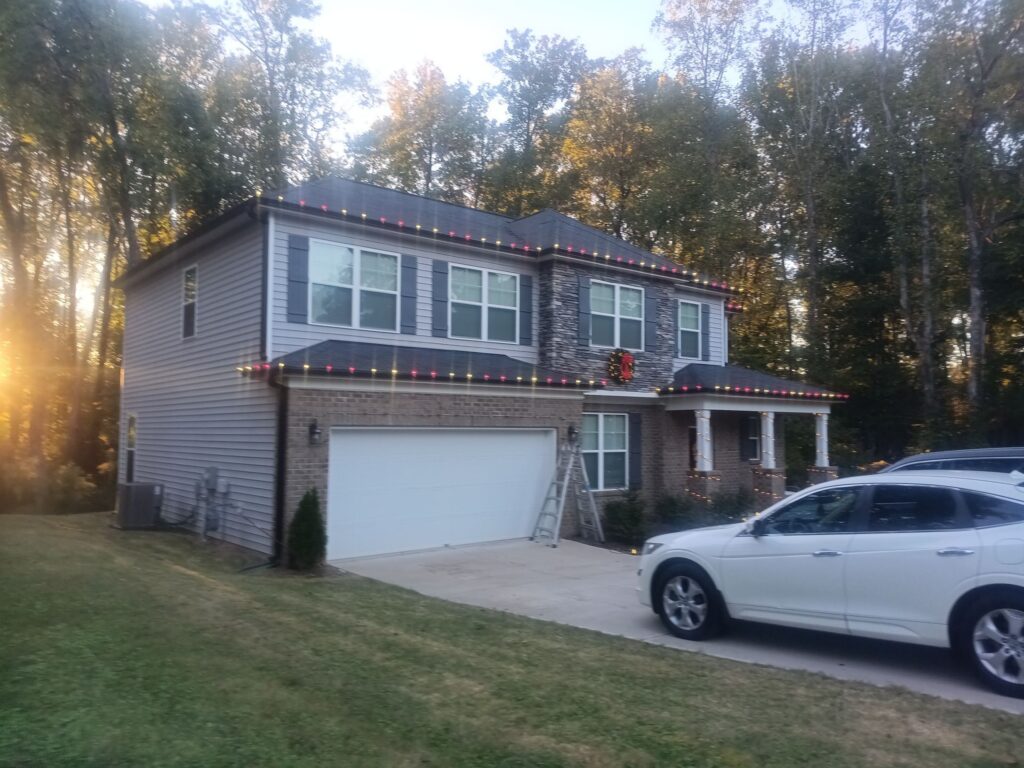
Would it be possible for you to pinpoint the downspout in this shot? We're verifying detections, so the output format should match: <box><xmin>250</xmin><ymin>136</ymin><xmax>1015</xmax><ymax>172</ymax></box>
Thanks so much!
<box><xmin>271</xmin><ymin>375</ymin><xmax>288</xmax><ymax>564</ymax></box>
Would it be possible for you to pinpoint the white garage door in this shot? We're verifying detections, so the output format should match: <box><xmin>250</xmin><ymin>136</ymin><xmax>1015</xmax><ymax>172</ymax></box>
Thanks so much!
<box><xmin>326</xmin><ymin>427</ymin><xmax>556</xmax><ymax>559</ymax></box>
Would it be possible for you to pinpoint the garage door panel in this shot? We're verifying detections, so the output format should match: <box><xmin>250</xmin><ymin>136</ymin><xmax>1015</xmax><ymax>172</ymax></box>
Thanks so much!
<box><xmin>327</xmin><ymin>428</ymin><xmax>555</xmax><ymax>559</ymax></box>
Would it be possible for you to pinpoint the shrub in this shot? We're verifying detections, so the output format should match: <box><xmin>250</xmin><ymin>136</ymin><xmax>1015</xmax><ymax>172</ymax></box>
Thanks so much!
<box><xmin>50</xmin><ymin>463</ymin><xmax>101</xmax><ymax>513</ymax></box>
<box><xmin>707</xmin><ymin>487</ymin><xmax>757</xmax><ymax>523</ymax></box>
<box><xmin>603</xmin><ymin>488</ymin><xmax>647</xmax><ymax>546</ymax></box>
<box><xmin>287</xmin><ymin>488</ymin><xmax>327</xmax><ymax>571</ymax></box>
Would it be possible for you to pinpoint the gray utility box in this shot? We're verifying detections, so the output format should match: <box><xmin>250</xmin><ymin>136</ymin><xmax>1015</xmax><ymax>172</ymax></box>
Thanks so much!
<box><xmin>116</xmin><ymin>482</ymin><xmax>164</xmax><ymax>529</ymax></box>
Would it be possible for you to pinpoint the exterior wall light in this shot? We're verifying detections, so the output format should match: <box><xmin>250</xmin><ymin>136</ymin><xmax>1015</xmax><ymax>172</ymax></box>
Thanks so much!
<box><xmin>308</xmin><ymin>419</ymin><xmax>323</xmax><ymax>446</ymax></box>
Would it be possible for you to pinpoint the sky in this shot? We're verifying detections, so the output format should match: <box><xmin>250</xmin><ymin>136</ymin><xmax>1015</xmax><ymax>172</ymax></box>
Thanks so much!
<box><xmin>315</xmin><ymin>0</ymin><xmax>673</xmax><ymax>134</ymax></box>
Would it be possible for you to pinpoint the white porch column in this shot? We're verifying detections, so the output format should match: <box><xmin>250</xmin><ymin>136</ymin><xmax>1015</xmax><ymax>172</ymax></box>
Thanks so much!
<box><xmin>760</xmin><ymin>411</ymin><xmax>776</xmax><ymax>470</ymax></box>
<box><xmin>696</xmin><ymin>409</ymin><xmax>713</xmax><ymax>472</ymax></box>
<box><xmin>814</xmin><ymin>412</ymin><xmax>829</xmax><ymax>467</ymax></box>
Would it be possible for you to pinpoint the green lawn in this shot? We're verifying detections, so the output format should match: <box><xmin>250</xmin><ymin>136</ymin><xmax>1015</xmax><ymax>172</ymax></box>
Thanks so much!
<box><xmin>0</xmin><ymin>514</ymin><xmax>1019</xmax><ymax>768</ymax></box>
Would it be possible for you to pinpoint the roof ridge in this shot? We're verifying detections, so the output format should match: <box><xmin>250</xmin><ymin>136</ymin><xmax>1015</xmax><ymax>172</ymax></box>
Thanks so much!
<box><xmin>266</xmin><ymin>175</ymin><xmax>516</xmax><ymax>222</ymax></box>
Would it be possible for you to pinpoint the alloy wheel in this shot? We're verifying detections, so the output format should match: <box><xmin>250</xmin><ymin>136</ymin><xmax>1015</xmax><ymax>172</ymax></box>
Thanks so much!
<box><xmin>662</xmin><ymin>575</ymin><xmax>708</xmax><ymax>631</ymax></box>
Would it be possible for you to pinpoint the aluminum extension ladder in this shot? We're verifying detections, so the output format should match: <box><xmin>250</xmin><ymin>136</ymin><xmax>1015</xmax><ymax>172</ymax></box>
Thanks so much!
<box><xmin>531</xmin><ymin>440</ymin><xmax>605</xmax><ymax>547</ymax></box>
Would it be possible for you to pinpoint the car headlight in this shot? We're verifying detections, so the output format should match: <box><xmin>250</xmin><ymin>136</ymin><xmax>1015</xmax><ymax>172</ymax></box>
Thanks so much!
<box><xmin>642</xmin><ymin>541</ymin><xmax>663</xmax><ymax>556</ymax></box>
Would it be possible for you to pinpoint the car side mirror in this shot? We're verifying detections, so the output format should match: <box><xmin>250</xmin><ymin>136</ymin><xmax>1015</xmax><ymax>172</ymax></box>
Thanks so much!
<box><xmin>749</xmin><ymin>517</ymin><xmax>767</xmax><ymax>538</ymax></box>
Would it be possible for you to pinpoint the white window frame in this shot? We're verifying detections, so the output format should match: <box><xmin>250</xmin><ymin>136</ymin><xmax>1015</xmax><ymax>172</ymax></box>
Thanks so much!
<box><xmin>307</xmin><ymin>239</ymin><xmax>401</xmax><ymax>332</ymax></box>
<box><xmin>741</xmin><ymin>414</ymin><xmax>761</xmax><ymax>462</ymax></box>
<box><xmin>581</xmin><ymin>413</ymin><xmax>629</xmax><ymax>491</ymax></box>
<box><xmin>677</xmin><ymin>299</ymin><xmax>701</xmax><ymax>359</ymax></box>
<box><xmin>590</xmin><ymin>280</ymin><xmax>644</xmax><ymax>351</ymax></box>
<box><xmin>182</xmin><ymin>264</ymin><xmax>198</xmax><ymax>339</ymax></box>
<box><xmin>448</xmin><ymin>264</ymin><xmax>520</xmax><ymax>344</ymax></box>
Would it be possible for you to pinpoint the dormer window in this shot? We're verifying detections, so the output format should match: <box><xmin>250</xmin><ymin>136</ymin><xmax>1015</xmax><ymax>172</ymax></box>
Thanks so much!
<box><xmin>590</xmin><ymin>281</ymin><xmax>643</xmax><ymax>350</ymax></box>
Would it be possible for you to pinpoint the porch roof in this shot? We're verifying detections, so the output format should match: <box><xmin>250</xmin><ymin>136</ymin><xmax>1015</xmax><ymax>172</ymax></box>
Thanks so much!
<box><xmin>267</xmin><ymin>340</ymin><xmax>601</xmax><ymax>390</ymax></box>
<box><xmin>657</xmin><ymin>363</ymin><xmax>848</xmax><ymax>403</ymax></box>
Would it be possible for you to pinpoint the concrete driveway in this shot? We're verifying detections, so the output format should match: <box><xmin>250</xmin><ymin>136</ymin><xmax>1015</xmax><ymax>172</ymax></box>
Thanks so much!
<box><xmin>336</xmin><ymin>539</ymin><xmax>1024</xmax><ymax>715</ymax></box>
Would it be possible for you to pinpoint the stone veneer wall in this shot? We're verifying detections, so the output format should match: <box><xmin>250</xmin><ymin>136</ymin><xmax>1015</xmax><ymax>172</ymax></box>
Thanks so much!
<box><xmin>283</xmin><ymin>384</ymin><xmax>584</xmax><ymax>541</ymax></box>
<box><xmin>538</xmin><ymin>259</ymin><xmax>677</xmax><ymax>391</ymax></box>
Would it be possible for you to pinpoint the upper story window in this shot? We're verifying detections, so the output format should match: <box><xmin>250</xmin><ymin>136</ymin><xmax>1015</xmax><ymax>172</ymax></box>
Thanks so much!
<box><xmin>182</xmin><ymin>266</ymin><xmax>197</xmax><ymax>338</ymax></box>
<box><xmin>591</xmin><ymin>281</ymin><xmax>643</xmax><ymax>350</ymax></box>
<box><xmin>678</xmin><ymin>300</ymin><xmax>701</xmax><ymax>358</ymax></box>
<box><xmin>309</xmin><ymin>240</ymin><xmax>399</xmax><ymax>331</ymax></box>
<box><xmin>450</xmin><ymin>265</ymin><xmax>518</xmax><ymax>343</ymax></box>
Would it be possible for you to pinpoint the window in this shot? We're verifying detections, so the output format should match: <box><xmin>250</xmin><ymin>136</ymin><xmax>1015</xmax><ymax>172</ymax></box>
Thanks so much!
<box><xmin>867</xmin><ymin>485</ymin><xmax>963</xmax><ymax>532</ymax></box>
<box><xmin>309</xmin><ymin>241</ymin><xmax>399</xmax><ymax>331</ymax></box>
<box><xmin>678</xmin><ymin>300</ymin><xmax>700</xmax><ymax>358</ymax></box>
<box><xmin>764</xmin><ymin>487</ymin><xmax>861</xmax><ymax>535</ymax></box>
<box><xmin>182</xmin><ymin>266</ymin><xmax>197</xmax><ymax>338</ymax></box>
<box><xmin>581</xmin><ymin>413</ymin><xmax>628</xmax><ymax>490</ymax></box>
<box><xmin>450</xmin><ymin>266</ymin><xmax>518</xmax><ymax>343</ymax></box>
<box><xmin>740</xmin><ymin>414</ymin><xmax>760</xmax><ymax>461</ymax></box>
<box><xmin>125</xmin><ymin>414</ymin><xmax>137</xmax><ymax>483</ymax></box>
<box><xmin>963</xmin><ymin>491</ymin><xmax>1024</xmax><ymax>528</ymax></box>
<box><xmin>591</xmin><ymin>281</ymin><xmax>643</xmax><ymax>349</ymax></box>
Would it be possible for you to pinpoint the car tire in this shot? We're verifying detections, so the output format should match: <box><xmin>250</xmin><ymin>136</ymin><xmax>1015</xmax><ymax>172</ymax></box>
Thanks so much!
<box><xmin>655</xmin><ymin>562</ymin><xmax>723</xmax><ymax>641</ymax></box>
<box><xmin>960</xmin><ymin>590</ymin><xmax>1024</xmax><ymax>698</ymax></box>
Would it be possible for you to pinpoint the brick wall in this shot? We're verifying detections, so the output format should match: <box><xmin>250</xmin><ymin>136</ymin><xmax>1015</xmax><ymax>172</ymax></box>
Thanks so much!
<box><xmin>283</xmin><ymin>384</ymin><xmax>583</xmax><ymax>534</ymax></box>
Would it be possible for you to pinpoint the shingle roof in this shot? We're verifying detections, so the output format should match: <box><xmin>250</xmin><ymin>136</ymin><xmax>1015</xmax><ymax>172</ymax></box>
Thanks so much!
<box><xmin>269</xmin><ymin>340</ymin><xmax>601</xmax><ymax>389</ymax></box>
<box><xmin>659</xmin><ymin>363</ymin><xmax>848</xmax><ymax>402</ymax></box>
<box><xmin>262</xmin><ymin>177</ymin><xmax>738</xmax><ymax>295</ymax></box>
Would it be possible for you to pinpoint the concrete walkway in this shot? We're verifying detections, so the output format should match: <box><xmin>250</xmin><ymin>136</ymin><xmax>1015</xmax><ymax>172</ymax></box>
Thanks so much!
<box><xmin>336</xmin><ymin>539</ymin><xmax>1024</xmax><ymax>714</ymax></box>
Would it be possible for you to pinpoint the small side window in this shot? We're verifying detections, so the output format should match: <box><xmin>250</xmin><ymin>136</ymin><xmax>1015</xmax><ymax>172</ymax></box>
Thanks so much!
<box><xmin>963</xmin><ymin>491</ymin><xmax>1024</xmax><ymax>527</ymax></box>
<box><xmin>183</xmin><ymin>266</ymin><xmax>197</xmax><ymax>338</ymax></box>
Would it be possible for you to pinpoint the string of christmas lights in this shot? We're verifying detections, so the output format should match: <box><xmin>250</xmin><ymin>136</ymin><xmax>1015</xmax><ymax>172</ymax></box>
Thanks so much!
<box><xmin>655</xmin><ymin>384</ymin><xmax>849</xmax><ymax>400</ymax></box>
<box><xmin>236</xmin><ymin>361</ymin><xmax>605</xmax><ymax>388</ymax></box>
<box><xmin>269</xmin><ymin>195</ymin><xmax>742</xmax><ymax>298</ymax></box>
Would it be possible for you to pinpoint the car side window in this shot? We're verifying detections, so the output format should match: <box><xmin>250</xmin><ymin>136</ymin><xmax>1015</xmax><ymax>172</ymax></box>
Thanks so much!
<box><xmin>867</xmin><ymin>485</ymin><xmax>962</xmax><ymax>532</ymax></box>
<box><xmin>950</xmin><ymin>458</ymin><xmax>1024</xmax><ymax>473</ymax></box>
<box><xmin>963</xmin><ymin>491</ymin><xmax>1024</xmax><ymax>527</ymax></box>
<box><xmin>764</xmin><ymin>487</ymin><xmax>861</xmax><ymax>535</ymax></box>
<box><xmin>898</xmin><ymin>460</ymin><xmax>945</xmax><ymax>471</ymax></box>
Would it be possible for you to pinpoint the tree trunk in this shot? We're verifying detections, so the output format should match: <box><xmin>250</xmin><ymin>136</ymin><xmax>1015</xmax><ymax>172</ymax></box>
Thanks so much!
<box><xmin>959</xmin><ymin>172</ymin><xmax>986</xmax><ymax>428</ymax></box>
<box><xmin>60</xmin><ymin>157</ymin><xmax>83</xmax><ymax>463</ymax></box>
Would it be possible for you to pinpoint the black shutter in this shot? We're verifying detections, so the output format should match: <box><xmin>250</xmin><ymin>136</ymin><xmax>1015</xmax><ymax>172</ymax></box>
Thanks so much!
<box><xmin>644</xmin><ymin>289</ymin><xmax>659</xmax><ymax>352</ymax></box>
<box><xmin>577</xmin><ymin>276</ymin><xmax>591</xmax><ymax>347</ymax></box>
<box><xmin>628</xmin><ymin>412</ymin><xmax>642</xmax><ymax>489</ymax></box>
<box><xmin>519</xmin><ymin>274</ymin><xmax>533</xmax><ymax>345</ymax></box>
<box><xmin>400</xmin><ymin>255</ymin><xmax>417</xmax><ymax>334</ymax></box>
<box><xmin>287</xmin><ymin>234</ymin><xmax>309</xmax><ymax>323</ymax></box>
<box><xmin>700</xmin><ymin>303</ymin><xmax>711</xmax><ymax>361</ymax></box>
<box><xmin>431</xmin><ymin>259</ymin><xmax>448</xmax><ymax>337</ymax></box>
<box><xmin>740</xmin><ymin>414</ymin><xmax>751</xmax><ymax>461</ymax></box>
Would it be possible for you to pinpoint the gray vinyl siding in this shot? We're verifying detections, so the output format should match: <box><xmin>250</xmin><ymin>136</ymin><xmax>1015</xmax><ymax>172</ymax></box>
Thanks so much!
<box><xmin>119</xmin><ymin>222</ymin><xmax>277</xmax><ymax>554</ymax></box>
<box><xmin>270</xmin><ymin>212</ymin><xmax>540</xmax><ymax>363</ymax></box>
<box><xmin>672</xmin><ymin>290</ymin><xmax>726</xmax><ymax>368</ymax></box>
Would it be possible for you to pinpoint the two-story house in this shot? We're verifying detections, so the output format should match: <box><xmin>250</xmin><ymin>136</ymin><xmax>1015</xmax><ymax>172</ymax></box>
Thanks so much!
<box><xmin>117</xmin><ymin>177</ymin><xmax>844</xmax><ymax>560</ymax></box>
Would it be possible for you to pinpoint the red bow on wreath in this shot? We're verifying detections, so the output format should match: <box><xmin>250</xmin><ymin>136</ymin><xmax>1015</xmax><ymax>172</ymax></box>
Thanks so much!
<box><xmin>608</xmin><ymin>349</ymin><xmax>635</xmax><ymax>384</ymax></box>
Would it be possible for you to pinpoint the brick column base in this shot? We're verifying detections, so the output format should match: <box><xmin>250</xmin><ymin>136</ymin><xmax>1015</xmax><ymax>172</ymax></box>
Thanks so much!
<box><xmin>807</xmin><ymin>466</ymin><xmax>838</xmax><ymax>485</ymax></box>
<box><xmin>751</xmin><ymin>466</ymin><xmax>786</xmax><ymax>507</ymax></box>
<box><xmin>687</xmin><ymin>471</ymin><xmax>722</xmax><ymax>505</ymax></box>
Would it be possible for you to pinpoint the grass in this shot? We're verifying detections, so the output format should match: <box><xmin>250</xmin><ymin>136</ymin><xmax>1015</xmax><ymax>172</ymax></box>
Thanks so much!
<box><xmin>0</xmin><ymin>513</ymin><xmax>1020</xmax><ymax>768</ymax></box>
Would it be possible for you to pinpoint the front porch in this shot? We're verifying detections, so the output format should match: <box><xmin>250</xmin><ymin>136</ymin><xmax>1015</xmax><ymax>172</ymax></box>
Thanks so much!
<box><xmin>657</xmin><ymin>364</ymin><xmax>848</xmax><ymax>505</ymax></box>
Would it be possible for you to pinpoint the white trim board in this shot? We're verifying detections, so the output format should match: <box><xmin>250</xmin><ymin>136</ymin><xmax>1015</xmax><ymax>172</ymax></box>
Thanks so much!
<box><xmin>662</xmin><ymin>394</ymin><xmax>834</xmax><ymax>414</ymax></box>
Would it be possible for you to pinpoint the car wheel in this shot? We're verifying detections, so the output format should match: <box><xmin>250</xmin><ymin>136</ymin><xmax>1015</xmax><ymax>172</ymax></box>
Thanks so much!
<box><xmin>962</xmin><ymin>591</ymin><xmax>1024</xmax><ymax>698</ymax></box>
<box><xmin>655</xmin><ymin>563</ymin><xmax>722</xmax><ymax>641</ymax></box>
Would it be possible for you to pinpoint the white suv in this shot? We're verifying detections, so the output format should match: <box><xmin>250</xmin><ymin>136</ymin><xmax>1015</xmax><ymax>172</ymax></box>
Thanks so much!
<box><xmin>637</xmin><ymin>471</ymin><xmax>1024</xmax><ymax>697</ymax></box>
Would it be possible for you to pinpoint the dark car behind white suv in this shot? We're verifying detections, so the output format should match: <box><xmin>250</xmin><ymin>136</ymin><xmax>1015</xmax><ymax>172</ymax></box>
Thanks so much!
<box><xmin>881</xmin><ymin>447</ymin><xmax>1024</xmax><ymax>474</ymax></box>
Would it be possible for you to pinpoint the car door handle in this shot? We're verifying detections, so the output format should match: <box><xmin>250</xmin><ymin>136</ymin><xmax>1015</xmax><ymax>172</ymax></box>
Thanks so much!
<box><xmin>812</xmin><ymin>550</ymin><xmax>842</xmax><ymax>557</ymax></box>
<box><xmin>937</xmin><ymin>548</ymin><xmax>975</xmax><ymax>556</ymax></box>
